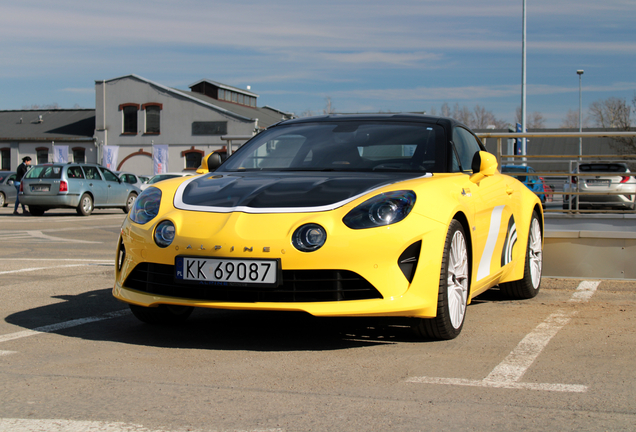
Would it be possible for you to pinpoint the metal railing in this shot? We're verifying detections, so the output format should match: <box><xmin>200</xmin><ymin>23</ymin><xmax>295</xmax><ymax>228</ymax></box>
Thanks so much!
<box><xmin>476</xmin><ymin>131</ymin><xmax>636</xmax><ymax>214</ymax></box>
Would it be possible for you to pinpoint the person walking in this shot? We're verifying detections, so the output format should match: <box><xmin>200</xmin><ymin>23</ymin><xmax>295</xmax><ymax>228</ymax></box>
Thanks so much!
<box><xmin>14</xmin><ymin>156</ymin><xmax>32</xmax><ymax>215</ymax></box>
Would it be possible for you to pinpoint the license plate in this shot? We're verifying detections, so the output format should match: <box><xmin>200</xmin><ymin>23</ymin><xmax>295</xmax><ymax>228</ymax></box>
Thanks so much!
<box><xmin>31</xmin><ymin>185</ymin><xmax>50</xmax><ymax>192</ymax></box>
<box><xmin>175</xmin><ymin>256</ymin><xmax>278</xmax><ymax>286</ymax></box>
<box><xmin>585</xmin><ymin>179</ymin><xmax>610</xmax><ymax>186</ymax></box>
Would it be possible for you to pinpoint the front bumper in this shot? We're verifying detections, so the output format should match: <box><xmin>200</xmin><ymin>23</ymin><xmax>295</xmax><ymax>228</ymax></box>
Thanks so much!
<box><xmin>113</xmin><ymin>209</ymin><xmax>448</xmax><ymax>319</ymax></box>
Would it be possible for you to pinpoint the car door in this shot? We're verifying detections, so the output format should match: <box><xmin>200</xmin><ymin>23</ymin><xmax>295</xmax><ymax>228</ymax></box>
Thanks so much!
<box><xmin>452</xmin><ymin>127</ymin><xmax>520</xmax><ymax>285</ymax></box>
<box><xmin>82</xmin><ymin>166</ymin><xmax>108</xmax><ymax>206</ymax></box>
<box><xmin>99</xmin><ymin>167</ymin><xmax>127</xmax><ymax>205</ymax></box>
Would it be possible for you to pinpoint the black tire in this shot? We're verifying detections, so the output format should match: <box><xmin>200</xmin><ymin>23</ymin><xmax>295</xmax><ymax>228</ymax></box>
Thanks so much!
<box><xmin>129</xmin><ymin>304</ymin><xmax>194</xmax><ymax>325</ymax></box>
<box><xmin>412</xmin><ymin>220</ymin><xmax>469</xmax><ymax>340</ymax></box>
<box><xmin>76</xmin><ymin>193</ymin><xmax>93</xmax><ymax>216</ymax></box>
<box><xmin>122</xmin><ymin>192</ymin><xmax>137</xmax><ymax>214</ymax></box>
<box><xmin>28</xmin><ymin>206</ymin><xmax>45</xmax><ymax>216</ymax></box>
<box><xmin>499</xmin><ymin>211</ymin><xmax>542</xmax><ymax>299</ymax></box>
<box><xmin>0</xmin><ymin>192</ymin><xmax>6</xmax><ymax>207</ymax></box>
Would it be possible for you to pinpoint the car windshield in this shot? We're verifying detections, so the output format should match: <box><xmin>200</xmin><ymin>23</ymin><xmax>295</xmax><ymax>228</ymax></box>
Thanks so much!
<box><xmin>579</xmin><ymin>164</ymin><xmax>627</xmax><ymax>173</ymax></box>
<box><xmin>25</xmin><ymin>165</ymin><xmax>63</xmax><ymax>179</ymax></box>
<box><xmin>148</xmin><ymin>174</ymin><xmax>182</xmax><ymax>184</ymax></box>
<box><xmin>218</xmin><ymin>121</ymin><xmax>445</xmax><ymax>173</ymax></box>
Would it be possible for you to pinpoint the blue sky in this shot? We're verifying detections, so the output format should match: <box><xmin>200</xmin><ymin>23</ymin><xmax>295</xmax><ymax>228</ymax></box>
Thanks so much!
<box><xmin>1</xmin><ymin>0</ymin><xmax>634</xmax><ymax>127</ymax></box>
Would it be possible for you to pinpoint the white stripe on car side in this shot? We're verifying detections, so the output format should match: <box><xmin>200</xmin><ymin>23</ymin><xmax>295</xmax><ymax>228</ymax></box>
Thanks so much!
<box><xmin>477</xmin><ymin>205</ymin><xmax>505</xmax><ymax>281</ymax></box>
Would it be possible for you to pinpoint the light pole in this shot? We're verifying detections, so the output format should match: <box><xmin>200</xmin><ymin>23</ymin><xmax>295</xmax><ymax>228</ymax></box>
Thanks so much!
<box><xmin>577</xmin><ymin>69</ymin><xmax>584</xmax><ymax>160</ymax></box>
<box><xmin>521</xmin><ymin>0</ymin><xmax>527</xmax><ymax>162</ymax></box>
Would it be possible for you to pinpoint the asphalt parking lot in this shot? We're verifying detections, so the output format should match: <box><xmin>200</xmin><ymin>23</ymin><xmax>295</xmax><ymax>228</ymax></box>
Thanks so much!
<box><xmin>0</xmin><ymin>206</ymin><xmax>635</xmax><ymax>431</ymax></box>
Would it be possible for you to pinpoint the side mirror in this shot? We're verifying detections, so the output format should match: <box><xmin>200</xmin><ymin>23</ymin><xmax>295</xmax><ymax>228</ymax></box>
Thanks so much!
<box><xmin>7</xmin><ymin>180</ymin><xmax>14</xmax><ymax>186</ymax></box>
<box><xmin>469</xmin><ymin>151</ymin><xmax>498</xmax><ymax>184</ymax></box>
<box><xmin>196</xmin><ymin>152</ymin><xmax>224</xmax><ymax>174</ymax></box>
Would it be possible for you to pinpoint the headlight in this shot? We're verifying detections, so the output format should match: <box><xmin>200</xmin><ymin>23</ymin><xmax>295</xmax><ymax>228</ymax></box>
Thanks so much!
<box><xmin>154</xmin><ymin>220</ymin><xmax>175</xmax><ymax>248</ymax></box>
<box><xmin>130</xmin><ymin>188</ymin><xmax>161</xmax><ymax>224</ymax></box>
<box><xmin>292</xmin><ymin>223</ymin><xmax>327</xmax><ymax>252</ymax></box>
<box><xmin>343</xmin><ymin>190</ymin><xmax>416</xmax><ymax>229</ymax></box>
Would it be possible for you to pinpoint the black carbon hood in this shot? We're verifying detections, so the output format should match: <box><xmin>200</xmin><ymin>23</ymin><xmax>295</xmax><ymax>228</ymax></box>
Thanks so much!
<box><xmin>174</xmin><ymin>171</ymin><xmax>428</xmax><ymax>213</ymax></box>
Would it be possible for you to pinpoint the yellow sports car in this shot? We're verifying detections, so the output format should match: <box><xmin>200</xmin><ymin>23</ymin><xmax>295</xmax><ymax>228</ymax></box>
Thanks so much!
<box><xmin>113</xmin><ymin>114</ymin><xmax>543</xmax><ymax>340</ymax></box>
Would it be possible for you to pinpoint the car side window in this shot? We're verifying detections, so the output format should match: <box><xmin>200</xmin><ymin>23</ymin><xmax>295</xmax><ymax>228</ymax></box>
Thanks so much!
<box><xmin>84</xmin><ymin>166</ymin><xmax>102</xmax><ymax>180</ymax></box>
<box><xmin>67</xmin><ymin>166</ymin><xmax>85</xmax><ymax>179</ymax></box>
<box><xmin>99</xmin><ymin>167</ymin><xmax>120</xmax><ymax>182</ymax></box>
<box><xmin>452</xmin><ymin>127</ymin><xmax>483</xmax><ymax>173</ymax></box>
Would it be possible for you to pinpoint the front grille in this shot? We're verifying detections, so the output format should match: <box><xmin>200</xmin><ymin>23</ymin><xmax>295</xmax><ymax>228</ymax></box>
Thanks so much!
<box><xmin>124</xmin><ymin>263</ymin><xmax>382</xmax><ymax>303</ymax></box>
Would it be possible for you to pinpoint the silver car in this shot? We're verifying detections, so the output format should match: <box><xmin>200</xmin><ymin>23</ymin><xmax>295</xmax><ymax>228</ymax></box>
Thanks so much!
<box><xmin>20</xmin><ymin>163</ymin><xmax>140</xmax><ymax>216</ymax></box>
<box><xmin>0</xmin><ymin>171</ymin><xmax>17</xmax><ymax>207</ymax></box>
<box><xmin>563</xmin><ymin>162</ymin><xmax>636</xmax><ymax>210</ymax></box>
<box><xmin>116</xmin><ymin>171</ymin><xmax>147</xmax><ymax>190</ymax></box>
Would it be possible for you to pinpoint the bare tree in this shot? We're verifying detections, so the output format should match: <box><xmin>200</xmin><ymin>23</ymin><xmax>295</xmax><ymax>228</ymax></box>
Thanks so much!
<box><xmin>589</xmin><ymin>97</ymin><xmax>631</xmax><ymax>129</ymax></box>
<box><xmin>515</xmin><ymin>107</ymin><xmax>546</xmax><ymax>129</ymax></box>
<box><xmin>561</xmin><ymin>109</ymin><xmax>584</xmax><ymax>128</ymax></box>
<box><xmin>440</xmin><ymin>103</ymin><xmax>451</xmax><ymax>117</ymax></box>
<box><xmin>588</xmin><ymin>96</ymin><xmax>635</xmax><ymax>154</ymax></box>
<box><xmin>21</xmin><ymin>103</ymin><xmax>61</xmax><ymax>110</ymax></box>
<box><xmin>323</xmin><ymin>96</ymin><xmax>336</xmax><ymax>115</ymax></box>
<box><xmin>452</xmin><ymin>103</ymin><xmax>473</xmax><ymax>126</ymax></box>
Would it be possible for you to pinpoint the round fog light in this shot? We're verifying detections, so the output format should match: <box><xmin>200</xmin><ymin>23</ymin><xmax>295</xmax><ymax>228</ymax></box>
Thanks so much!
<box><xmin>154</xmin><ymin>220</ymin><xmax>175</xmax><ymax>248</ymax></box>
<box><xmin>292</xmin><ymin>223</ymin><xmax>327</xmax><ymax>252</ymax></box>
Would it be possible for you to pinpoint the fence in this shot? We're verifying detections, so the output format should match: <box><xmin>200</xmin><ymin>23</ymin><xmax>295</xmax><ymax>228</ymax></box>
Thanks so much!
<box><xmin>476</xmin><ymin>131</ymin><xmax>636</xmax><ymax>214</ymax></box>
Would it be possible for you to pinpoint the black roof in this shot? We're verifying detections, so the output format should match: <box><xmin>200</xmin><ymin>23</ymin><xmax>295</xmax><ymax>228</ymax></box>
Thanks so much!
<box><xmin>275</xmin><ymin>113</ymin><xmax>461</xmax><ymax>130</ymax></box>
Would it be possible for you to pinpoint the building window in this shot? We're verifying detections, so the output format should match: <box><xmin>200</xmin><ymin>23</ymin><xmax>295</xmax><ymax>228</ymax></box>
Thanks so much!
<box><xmin>36</xmin><ymin>147</ymin><xmax>48</xmax><ymax>164</ymax></box>
<box><xmin>192</xmin><ymin>121</ymin><xmax>228</xmax><ymax>136</ymax></box>
<box><xmin>1</xmin><ymin>148</ymin><xmax>9</xmax><ymax>170</ymax></box>
<box><xmin>72</xmin><ymin>147</ymin><xmax>85</xmax><ymax>163</ymax></box>
<box><xmin>143</xmin><ymin>103</ymin><xmax>162</xmax><ymax>134</ymax></box>
<box><xmin>182</xmin><ymin>147</ymin><xmax>204</xmax><ymax>170</ymax></box>
<box><xmin>218</xmin><ymin>89</ymin><xmax>225</xmax><ymax>100</ymax></box>
<box><xmin>232</xmin><ymin>92</ymin><xmax>238</xmax><ymax>103</ymax></box>
<box><xmin>120</xmin><ymin>103</ymin><xmax>140</xmax><ymax>134</ymax></box>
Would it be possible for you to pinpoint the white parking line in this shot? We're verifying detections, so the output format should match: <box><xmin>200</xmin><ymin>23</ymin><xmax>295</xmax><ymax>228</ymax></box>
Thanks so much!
<box><xmin>0</xmin><ymin>418</ymin><xmax>284</xmax><ymax>432</ymax></box>
<box><xmin>0</xmin><ymin>230</ymin><xmax>102</xmax><ymax>244</ymax></box>
<box><xmin>407</xmin><ymin>281</ymin><xmax>600</xmax><ymax>393</ymax></box>
<box><xmin>0</xmin><ymin>263</ymin><xmax>112</xmax><ymax>276</ymax></box>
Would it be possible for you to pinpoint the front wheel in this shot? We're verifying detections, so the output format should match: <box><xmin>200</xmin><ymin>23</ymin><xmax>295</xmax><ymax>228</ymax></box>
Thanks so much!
<box><xmin>122</xmin><ymin>192</ymin><xmax>137</xmax><ymax>214</ymax></box>
<box><xmin>129</xmin><ymin>304</ymin><xmax>194</xmax><ymax>325</ymax></box>
<box><xmin>499</xmin><ymin>211</ymin><xmax>542</xmax><ymax>299</ymax></box>
<box><xmin>76</xmin><ymin>193</ymin><xmax>93</xmax><ymax>216</ymax></box>
<box><xmin>0</xmin><ymin>192</ymin><xmax>6</xmax><ymax>207</ymax></box>
<box><xmin>412</xmin><ymin>220</ymin><xmax>469</xmax><ymax>340</ymax></box>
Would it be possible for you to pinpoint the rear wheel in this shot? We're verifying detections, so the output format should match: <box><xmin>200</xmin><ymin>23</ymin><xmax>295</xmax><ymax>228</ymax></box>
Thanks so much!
<box><xmin>129</xmin><ymin>304</ymin><xmax>194</xmax><ymax>325</ymax></box>
<box><xmin>122</xmin><ymin>192</ymin><xmax>137</xmax><ymax>214</ymax></box>
<box><xmin>412</xmin><ymin>220</ymin><xmax>469</xmax><ymax>340</ymax></box>
<box><xmin>76</xmin><ymin>193</ymin><xmax>93</xmax><ymax>216</ymax></box>
<box><xmin>499</xmin><ymin>211</ymin><xmax>542</xmax><ymax>299</ymax></box>
<box><xmin>28</xmin><ymin>205</ymin><xmax>45</xmax><ymax>216</ymax></box>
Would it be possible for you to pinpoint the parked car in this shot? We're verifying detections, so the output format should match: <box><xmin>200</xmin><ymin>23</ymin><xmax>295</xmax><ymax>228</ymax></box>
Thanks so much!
<box><xmin>20</xmin><ymin>163</ymin><xmax>140</xmax><ymax>216</ymax></box>
<box><xmin>0</xmin><ymin>171</ymin><xmax>17</xmax><ymax>207</ymax></box>
<box><xmin>501</xmin><ymin>165</ymin><xmax>547</xmax><ymax>204</ymax></box>
<box><xmin>563</xmin><ymin>162</ymin><xmax>636</xmax><ymax>210</ymax></box>
<box><xmin>139</xmin><ymin>173</ymin><xmax>193</xmax><ymax>190</ymax></box>
<box><xmin>115</xmin><ymin>114</ymin><xmax>544</xmax><ymax>340</ymax></box>
<box><xmin>116</xmin><ymin>171</ymin><xmax>147</xmax><ymax>190</ymax></box>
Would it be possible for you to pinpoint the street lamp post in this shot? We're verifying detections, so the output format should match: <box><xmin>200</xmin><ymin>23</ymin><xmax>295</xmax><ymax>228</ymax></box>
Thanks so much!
<box><xmin>577</xmin><ymin>69</ymin><xmax>584</xmax><ymax>160</ymax></box>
